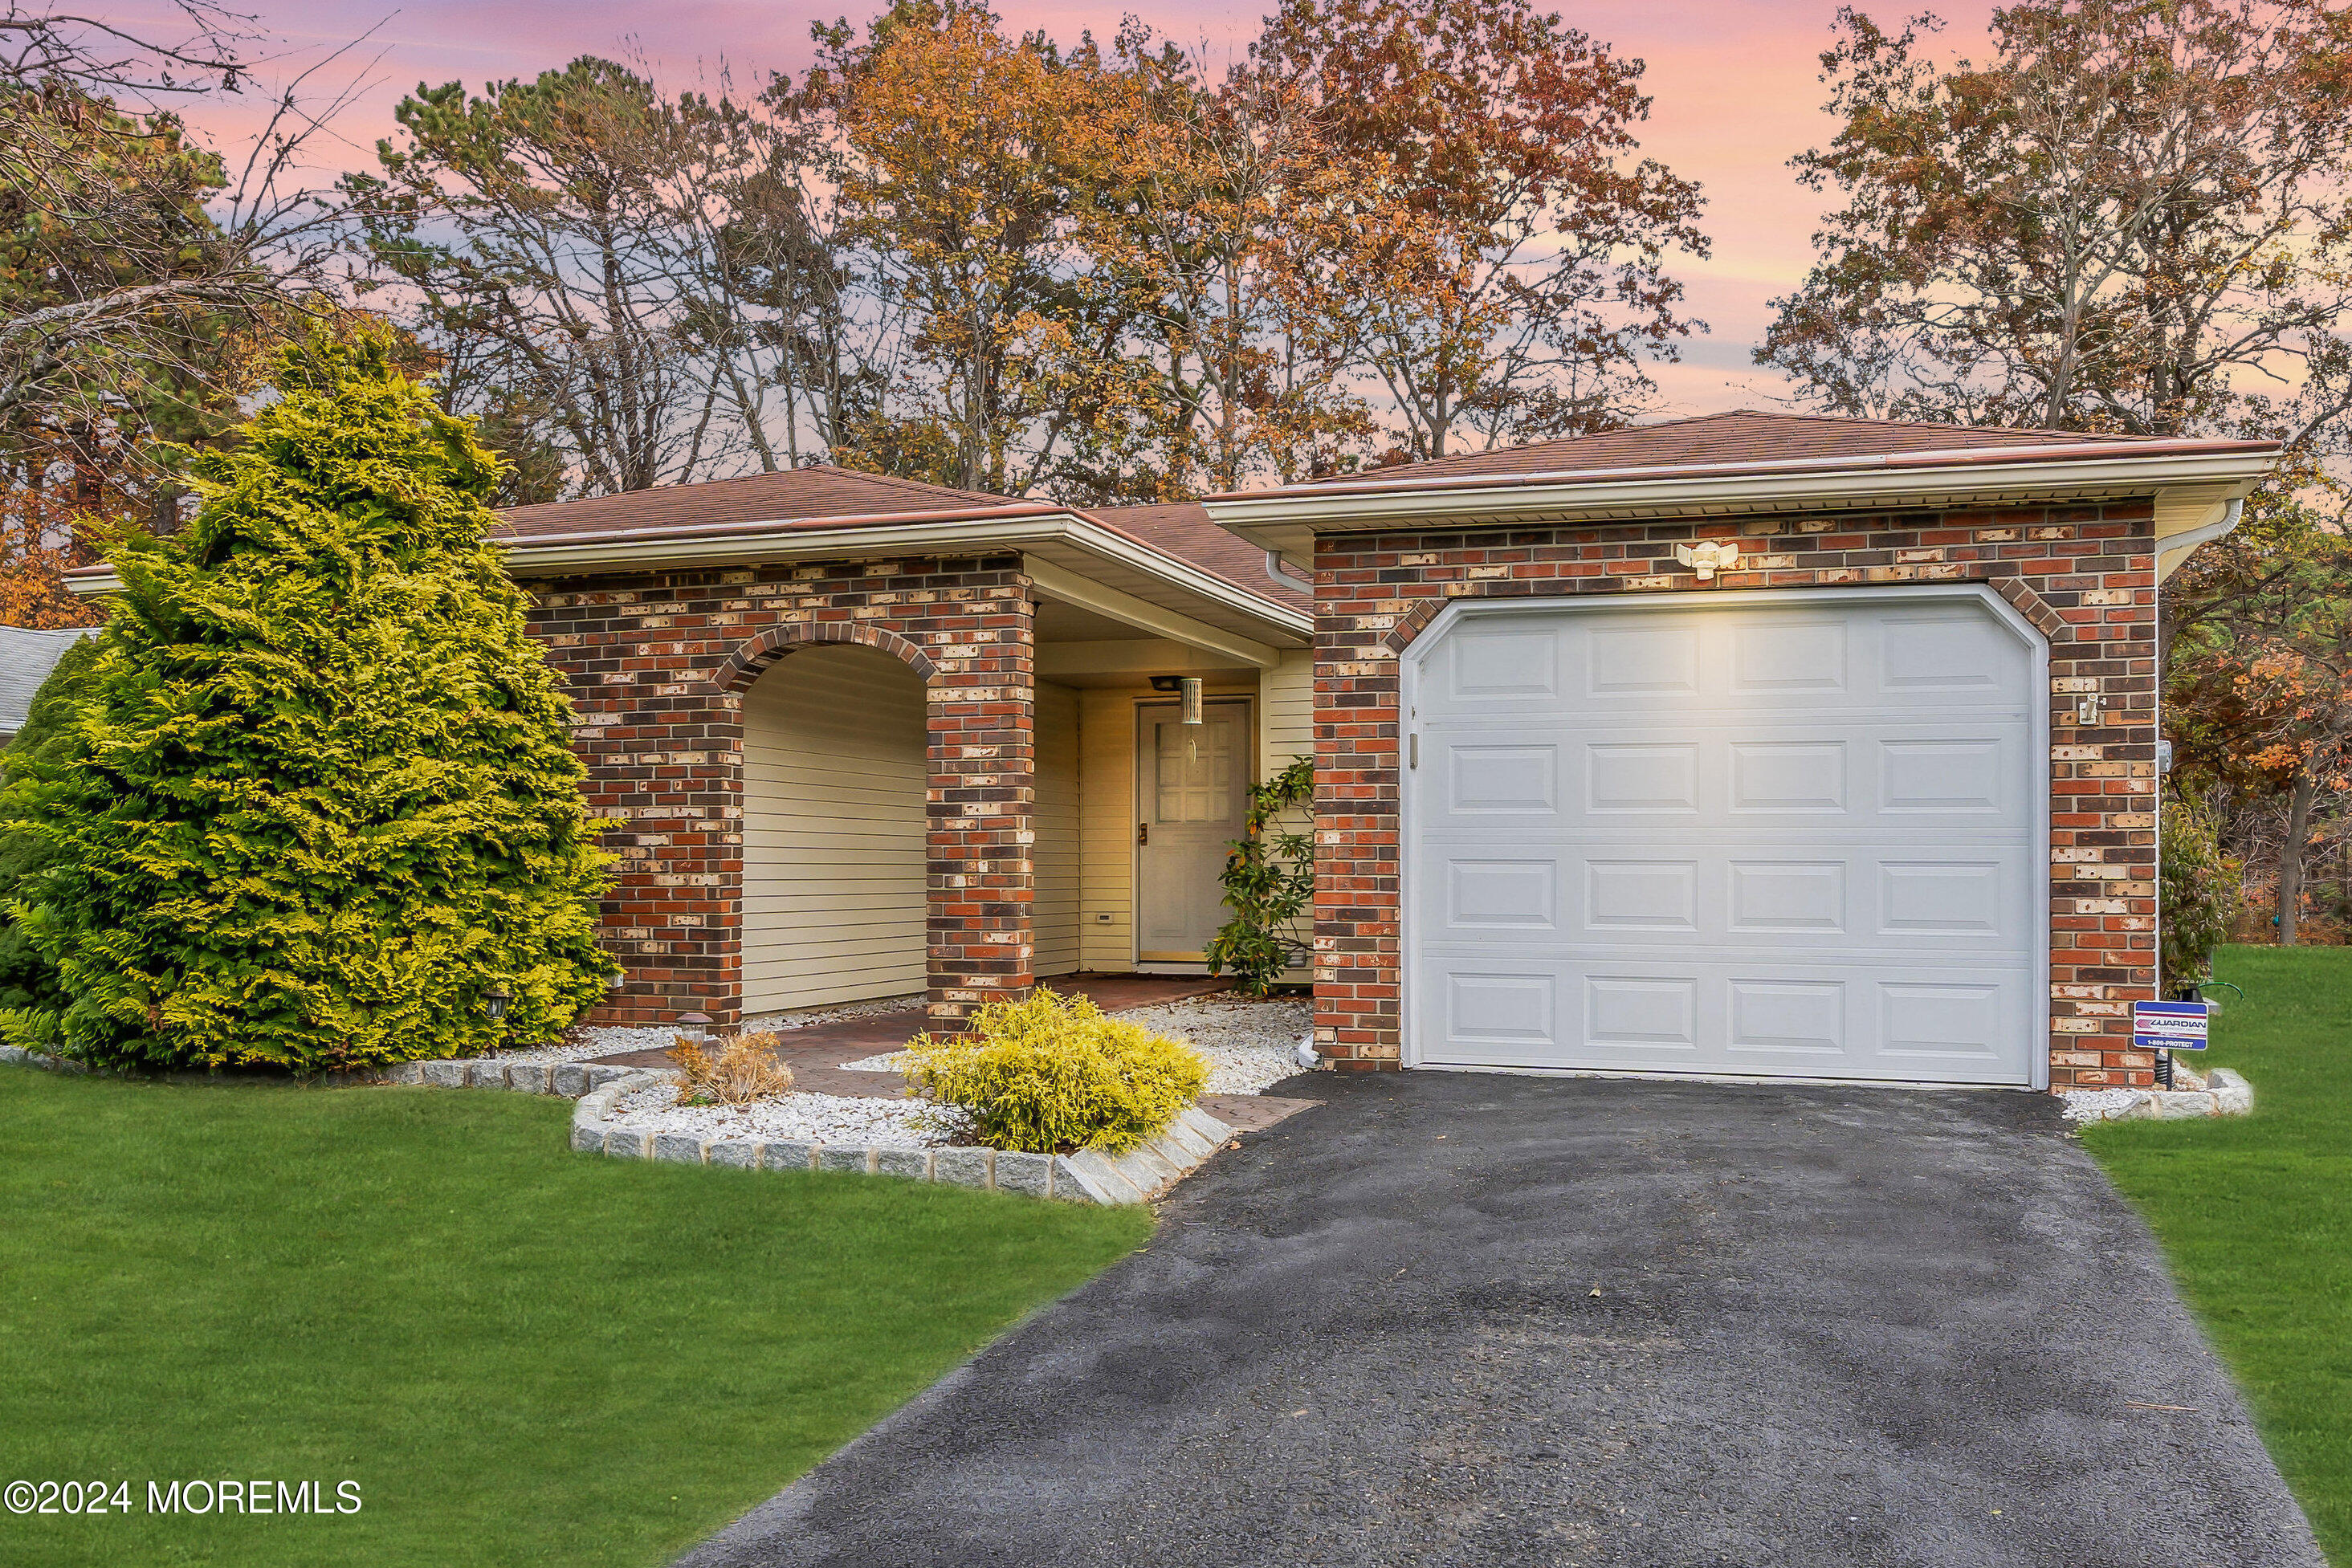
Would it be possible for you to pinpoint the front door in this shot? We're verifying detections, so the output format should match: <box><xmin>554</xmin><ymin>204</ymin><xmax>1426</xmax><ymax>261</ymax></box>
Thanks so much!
<box><xmin>1135</xmin><ymin>700</ymin><xmax>1251</xmax><ymax>963</ymax></box>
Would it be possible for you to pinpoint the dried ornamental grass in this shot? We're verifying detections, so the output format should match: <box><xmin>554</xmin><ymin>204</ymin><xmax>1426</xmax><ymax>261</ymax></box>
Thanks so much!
<box><xmin>667</xmin><ymin>1031</ymin><xmax>796</xmax><ymax>1106</ymax></box>
<box><xmin>900</xmin><ymin>989</ymin><xmax>1208</xmax><ymax>1155</ymax></box>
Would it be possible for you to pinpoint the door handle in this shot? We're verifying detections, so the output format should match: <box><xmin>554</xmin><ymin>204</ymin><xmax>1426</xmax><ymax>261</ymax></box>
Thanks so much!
<box><xmin>1137</xmin><ymin>821</ymin><xmax>1149</xmax><ymax>845</ymax></box>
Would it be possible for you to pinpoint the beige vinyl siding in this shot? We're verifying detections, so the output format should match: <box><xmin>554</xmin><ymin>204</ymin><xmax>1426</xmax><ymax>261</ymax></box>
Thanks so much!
<box><xmin>1256</xmin><ymin>652</ymin><xmax>1315</xmax><ymax>984</ymax></box>
<box><xmin>1078</xmin><ymin>686</ymin><xmax>1136</xmax><ymax>971</ymax></box>
<box><xmin>740</xmin><ymin>644</ymin><xmax>927</xmax><ymax>1012</ymax></box>
<box><xmin>1034</xmin><ymin>682</ymin><xmax>1081</xmax><ymax>977</ymax></box>
<box><xmin>1258</xmin><ymin>650</ymin><xmax>1312</xmax><ymax>783</ymax></box>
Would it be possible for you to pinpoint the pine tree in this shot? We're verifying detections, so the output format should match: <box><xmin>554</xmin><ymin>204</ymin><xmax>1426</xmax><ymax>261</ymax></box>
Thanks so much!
<box><xmin>0</xmin><ymin>330</ymin><xmax>613</xmax><ymax>1070</ymax></box>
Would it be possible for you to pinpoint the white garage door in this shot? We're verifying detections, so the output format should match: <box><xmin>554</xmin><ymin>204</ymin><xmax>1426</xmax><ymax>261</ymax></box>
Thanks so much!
<box><xmin>1406</xmin><ymin>589</ymin><xmax>2043</xmax><ymax>1085</ymax></box>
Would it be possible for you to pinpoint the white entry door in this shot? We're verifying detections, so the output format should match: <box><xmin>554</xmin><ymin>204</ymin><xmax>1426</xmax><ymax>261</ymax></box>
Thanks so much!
<box><xmin>1406</xmin><ymin>589</ymin><xmax>2044</xmax><ymax>1085</ymax></box>
<box><xmin>1135</xmin><ymin>701</ymin><xmax>1250</xmax><ymax>963</ymax></box>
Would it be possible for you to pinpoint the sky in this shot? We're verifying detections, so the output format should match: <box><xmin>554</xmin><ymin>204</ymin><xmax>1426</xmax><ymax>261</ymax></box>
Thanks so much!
<box><xmin>154</xmin><ymin>0</ymin><xmax>2008</xmax><ymax>419</ymax></box>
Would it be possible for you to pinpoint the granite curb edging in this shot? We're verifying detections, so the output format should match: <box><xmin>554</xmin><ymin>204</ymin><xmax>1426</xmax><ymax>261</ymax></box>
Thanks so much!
<box><xmin>565</xmin><ymin>1072</ymin><xmax>1234</xmax><ymax>1205</ymax></box>
<box><xmin>2066</xmin><ymin>1067</ymin><xmax>2255</xmax><ymax>1122</ymax></box>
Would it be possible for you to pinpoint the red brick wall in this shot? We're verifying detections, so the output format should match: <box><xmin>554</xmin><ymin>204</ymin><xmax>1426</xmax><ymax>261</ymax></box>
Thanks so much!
<box><xmin>523</xmin><ymin>555</ymin><xmax>1036</xmax><ymax>1028</ymax></box>
<box><xmin>1312</xmin><ymin>501</ymin><xmax>2159</xmax><ymax>1089</ymax></box>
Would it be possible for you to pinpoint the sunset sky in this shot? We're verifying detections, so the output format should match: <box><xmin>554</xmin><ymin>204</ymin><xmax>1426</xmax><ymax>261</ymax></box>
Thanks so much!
<box><xmin>170</xmin><ymin>0</ymin><xmax>2007</xmax><ymax>417</ymax></box>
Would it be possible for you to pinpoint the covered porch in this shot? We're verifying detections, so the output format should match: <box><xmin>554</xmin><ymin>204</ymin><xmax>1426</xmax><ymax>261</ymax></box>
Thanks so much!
<box><xmin>501</xmin><ymin>470</ymin><xmax>1313</xmax><ymax>1032</ymax></box>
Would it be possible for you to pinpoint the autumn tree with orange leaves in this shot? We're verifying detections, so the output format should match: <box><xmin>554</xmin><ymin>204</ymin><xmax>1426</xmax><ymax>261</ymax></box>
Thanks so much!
<box><xmin>1258</xmin><ymin>0</ymin><xmax>1710</xmax><ymax>461</ymax></box>
<box><xmin>2168</xmin><ymin>502</ymin><xmax>2352</xmax><ymax>943</ymax></box>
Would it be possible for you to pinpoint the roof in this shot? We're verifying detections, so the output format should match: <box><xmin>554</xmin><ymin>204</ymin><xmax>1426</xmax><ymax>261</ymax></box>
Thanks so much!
<box><xmin>1089</xmin><ymin>503</ymin><xmax>1307</xmax><ymax>612</ymax></box>
<box><xmin>1323</xmin><ymin>409</ymin><xmax>2170</xmax><ymax>486</ymax></box>
<box><xmin>0</xmin><ymin>624</ymin><xmax>95</xmax><ymax>735</ymax></box>
<box><xmin>490</xmin><ymin>466</ymin><xmax>1306</xmax><ymax>616</ymax></box>
<box><xmin>494</xmin><ymin>466</ymin><xmax>1025</xmax><ymax>540</ymax></box>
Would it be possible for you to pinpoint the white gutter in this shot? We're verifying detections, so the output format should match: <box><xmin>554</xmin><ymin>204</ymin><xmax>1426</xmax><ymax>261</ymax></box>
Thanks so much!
<box><xmin>2155</xmin><ymin>496</ymin><xmax>2245</xmax><ymax>582</ymax></box>
<box><xmin>1263</xmin><ymin>549</ymin><xmax>1315</xmax><ymax>594</ymax></box>
<box><xmin>1205</xmin><ymin>446</ymin><xmax>2279</xmax><ymax>543</ymax></box>
<box><xmin>63</xmin><ymin>509</ymin><xmax>1315</xmax><ymax>645</ymax></box>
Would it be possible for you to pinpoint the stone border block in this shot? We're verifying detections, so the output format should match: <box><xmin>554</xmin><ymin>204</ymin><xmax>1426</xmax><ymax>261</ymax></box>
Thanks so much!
<box><xmin>707</xmin><ymin>1138</ymin><xmax>763</xmax><ymax>1170</ymax></box>
<box><xmin>2065</xmin><ymin>1067</ymin><xmax>2256</xmax><ymax>1123</ymax></box>
<box><xmin>993</xmin><ymin>1150</ymin><xmax>1052</xmax><ymax>1197</ymax></box>
<box><xmin>931</xmin><ymin>1146</ymin><xmax>993</xmax><ymax>1189</ymax></box>
<box><xmin>817</xmin><ymin>1145</ymin><xmax>874</xmax><ymax>1174</ymax></box>
<box><xmin>764</xmin><ymin>1139</ymin><xmax>817</xmax><ymax>1171</ymax></box>
<box><xmin>877</xmin><ymin>1147</ymin><xmax>931</xmax><ymax>1182</ymax></box>
<box><xmin>653</xmin><ymin>1131</ymin><xmax>708</xmax><ymax>1164</ymax></box>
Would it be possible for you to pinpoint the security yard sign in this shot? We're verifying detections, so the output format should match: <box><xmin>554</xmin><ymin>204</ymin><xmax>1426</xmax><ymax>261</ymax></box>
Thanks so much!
<box><xmin>2133</xmin><ymin>1000</ymin><xmax>2211</xmax><ymax>1053</ymax></box>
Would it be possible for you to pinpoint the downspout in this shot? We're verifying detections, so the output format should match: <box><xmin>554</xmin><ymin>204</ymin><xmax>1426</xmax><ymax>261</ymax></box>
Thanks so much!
<box><xmin>1264</xmin><ymin>549</ymin><xmax>1315</xmax><ymax>594</ymax></box>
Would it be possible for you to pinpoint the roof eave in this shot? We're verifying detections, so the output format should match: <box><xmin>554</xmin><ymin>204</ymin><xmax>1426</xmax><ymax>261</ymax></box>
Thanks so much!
<box><xmin>69</xmin><ymin>509</ymin><xmax>1315</xmax><ymax>646</ymax></box>
<box><xmin>1204</xmin><ymin>444</ymin><xmax>2281</xmax><ymax>552</ymax></box>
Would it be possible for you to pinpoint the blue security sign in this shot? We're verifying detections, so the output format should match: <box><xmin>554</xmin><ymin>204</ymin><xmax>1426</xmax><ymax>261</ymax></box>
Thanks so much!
<box><xmin>2134</xmin><ymin>1000</ymin><xmax>2210</xmax><ymax>1053</ymax></box>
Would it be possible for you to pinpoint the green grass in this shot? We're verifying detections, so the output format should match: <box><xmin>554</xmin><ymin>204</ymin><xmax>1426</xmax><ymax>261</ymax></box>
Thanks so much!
<box><xmin>0</xmin><ymin>1071</ymin><xmax>1152</xmax><ymax>1566</ymax></box>
<box><xmin>2083</xmin><ymin>944</ymin><xmax>2352</xmax><ymax>1562</ymax></box>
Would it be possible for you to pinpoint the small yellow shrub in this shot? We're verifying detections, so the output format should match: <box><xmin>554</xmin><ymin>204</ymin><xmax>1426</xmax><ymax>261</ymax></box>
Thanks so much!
<box><xmin>902</xmin><ymin>990</ymin><xmax>1209</xmax><ymax>1155</ymax></box>
<box><xmin>668</xmin><ymin>1031</ymin><xmax>795</xmax><ymax>1106</ymax></box>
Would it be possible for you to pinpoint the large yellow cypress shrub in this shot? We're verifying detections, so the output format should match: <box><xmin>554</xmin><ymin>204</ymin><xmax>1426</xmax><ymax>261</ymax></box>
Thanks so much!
<box><xmin>901</xmin><ymin>989</ymin><xmax>1208</xmax><ymax>1155</ymax></box>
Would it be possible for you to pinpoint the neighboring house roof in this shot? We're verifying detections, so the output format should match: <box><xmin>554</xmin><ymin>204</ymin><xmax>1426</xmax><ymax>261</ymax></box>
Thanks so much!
<box><xmin>0</xmin><ymin>624</ymin><xmax>95</xmax><ymax>736</ymax></box>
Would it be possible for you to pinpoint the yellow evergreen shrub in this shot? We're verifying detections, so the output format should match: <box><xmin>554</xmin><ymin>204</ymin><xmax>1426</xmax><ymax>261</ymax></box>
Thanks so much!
<box><xmin>901</xmin><ymin>989</ymin><xmax>1209</xmax><ymax>1155</ymax></box>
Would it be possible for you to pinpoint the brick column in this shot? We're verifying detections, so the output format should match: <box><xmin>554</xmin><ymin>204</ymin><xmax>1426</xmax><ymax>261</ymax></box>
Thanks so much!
<box><xmin>924</xmin><ymin>580</ymin><xmax>1037</xmax><ymax>1023</ymax></box>
<box><xmin>1312</xmin><ymin>536</ymin><xmax>1404</xmax><ymax>1069</ymax></box>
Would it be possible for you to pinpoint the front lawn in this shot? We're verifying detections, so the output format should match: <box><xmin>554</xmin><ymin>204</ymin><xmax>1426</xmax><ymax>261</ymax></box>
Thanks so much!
<box><xmin>0</xmin><ymin>1070</ymin><xmax>1151</xmax><ymax>1566</ymax></box>
<box><xmin>2084</xmin><ymin>944</ymin><xmax>2352</xmax><ymax>1562</ymax></box>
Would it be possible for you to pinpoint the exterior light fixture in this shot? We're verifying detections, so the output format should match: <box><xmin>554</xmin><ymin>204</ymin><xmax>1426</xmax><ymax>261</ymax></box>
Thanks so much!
<box><xmin>1179</xmin><ymin>677</ymin><xmax>1204</xmax><ymax>725</ymax></box>
<box><xmin>484</xmin><ymin>986</ymin><xmax>512</xmax><ymax>1021</ymax></box>
<box><xmin>677</xmin><ymin>1012</ymin><xmax>713</xmax><ymax>1047</ymax></box>
<box><xmin>1673</xmin><ymin>539</ymin><xmax>1742</xmax><ymax>580</ymax></box>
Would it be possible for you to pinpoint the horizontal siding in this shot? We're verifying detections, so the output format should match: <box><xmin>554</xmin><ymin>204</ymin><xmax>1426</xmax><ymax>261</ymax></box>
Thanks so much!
<box><xmin>1078</xmin><ymin>686</ymin><xmax>1135</xmax><ymax>972</ymax></box>
<box><xmin>1257</xmin><ymin>651</ymin><xmax>1315</xmax><ymax>984</ymax></box>
<box><xmin>741</xmin><ymin>644</ymin><xmax>926</xmax><ymax>1012</ymax></box>
<box><xmin>1036</xmin><ymin>682</ymin><xmax>1081</xmax><ymax>977</ymax></box>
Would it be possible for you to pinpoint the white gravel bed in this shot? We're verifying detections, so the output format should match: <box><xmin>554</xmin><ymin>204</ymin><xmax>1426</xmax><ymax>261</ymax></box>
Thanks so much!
<box><xmin>842</xmin><ymin>995</ymin><xmax>1314</xmax><ymax>1097</ymax></box>
<box><xmin>495</xmin><ymin>992</ymin><xmax>927</xmax><ymax>1064</ymax></box>
<box><xmin>605</xmin><ymin>1082</ymin><xmax>968</xmax><ymax>1146</ymax></box>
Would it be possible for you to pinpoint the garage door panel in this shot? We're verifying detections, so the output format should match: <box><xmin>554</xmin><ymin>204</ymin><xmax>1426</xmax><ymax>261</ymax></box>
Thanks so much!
<box><xmin>1410</xmin><ymin>593</ymin><xmax>2040</xmax><ymax>1085</ymax></box>
<box><xmin>1418</xmin><ymin>843</ymin><xmax>2032</xmax><ymax>956</ymax></box>
<box><xmin>1425</xmin><ymin>723</ymin><xmax>2026</xmax><ymax>829</ymax></box>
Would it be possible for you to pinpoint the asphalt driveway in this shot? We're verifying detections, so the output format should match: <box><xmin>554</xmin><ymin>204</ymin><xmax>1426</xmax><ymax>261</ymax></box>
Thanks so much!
<box><xmin>680</xmin><ymin>1073</ymin><xmax>2325</xmax><ymax>1567</ymax></box>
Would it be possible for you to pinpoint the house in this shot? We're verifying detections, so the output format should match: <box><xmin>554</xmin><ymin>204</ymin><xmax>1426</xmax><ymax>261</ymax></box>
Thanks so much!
<box><xmin>55</xmin><ymin>409</ymin><xmax>2266</xmax><ymax>1093</ymax></box>
<box><xmin>1203</xmin><ymin>410</ymin><xmax>2274</xmax><ymax>1089</ymax></box>
<box><xmin>494</xmin><ymin>467</ymin><xmax>1316</xmax><ymax>1030</ymax></box>
<box><xmin>0</xmin><ymin>625</ymin><xmax>96</xmax><ymax>747</ymax></box>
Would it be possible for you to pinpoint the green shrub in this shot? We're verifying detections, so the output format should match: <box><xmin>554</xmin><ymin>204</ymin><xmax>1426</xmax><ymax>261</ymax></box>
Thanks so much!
<box><xmin>2162</xmin><ymin>794</ymin><xmax>2236</xmax><ymax>992</ymax></box>
<box><xmin>0</xmin><ymin>329</ymin><xmax>613</xmax><ymax>1071</ymax></box>
<box><xmin>902</xmin><ymin>989</ymin><xmax>1208</xmax><ymax>1155</ymax></box>
<box><xmin>0</xmin><ymin>633</ymin><xmax>100</xmax><ymax>1015</ymax></box>
<box><xmin>1205</xmin><ymin>755</ymin><xmax>1312</xmax><ymax>996</ymax></box>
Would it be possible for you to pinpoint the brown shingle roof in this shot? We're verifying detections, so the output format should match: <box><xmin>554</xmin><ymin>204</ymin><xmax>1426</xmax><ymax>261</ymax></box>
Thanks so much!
<box><xmin>1086</xmin><ymin>503</ymin><xmax>1309</xmax><ymax>613</ymax></box>
<box><xmin>493</xmin><ymin>466</ymin><xmax>1023</xmax><ymax>540</ymax></box>
<box><xmin>1322</xmin><ymin>409</ymin><xmax>2162</xmax><ymax>486</ymax></box>
<box><xmin>488</xmin><ymin>466</ymin><xmax>1306</xmax><ymax>617</ymax></box>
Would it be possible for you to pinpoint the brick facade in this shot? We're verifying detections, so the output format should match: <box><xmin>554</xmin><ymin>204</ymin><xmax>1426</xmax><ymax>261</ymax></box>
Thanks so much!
<box><xmin>1311</xmin><ymin>501</ymin><xmax>2160</xmax><ymax>1090</ymax></box>
<box><xmin>523</xmin><ymin>554</ymin><xmax>1036</xmax><ymax>1028</ymax></box>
